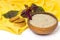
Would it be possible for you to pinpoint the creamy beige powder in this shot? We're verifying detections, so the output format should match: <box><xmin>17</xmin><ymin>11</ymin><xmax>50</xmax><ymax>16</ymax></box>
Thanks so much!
<box><xmin>30</xmin><ymin>14</ymin><xmax>57</xmax><ymax>28</ymax></box>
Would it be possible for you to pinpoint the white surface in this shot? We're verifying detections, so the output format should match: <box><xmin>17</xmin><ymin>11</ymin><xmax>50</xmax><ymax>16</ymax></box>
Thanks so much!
<box><xmin>0</xmin><ymin>22</ymin><xmax>60</xmax><ymax>40</ymax></box>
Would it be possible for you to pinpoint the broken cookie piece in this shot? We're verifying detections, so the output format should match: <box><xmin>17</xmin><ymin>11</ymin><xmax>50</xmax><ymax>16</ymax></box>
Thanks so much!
<box><xmin>9</xmin><ymin>16</ymin><xmax>26</xmax><ymax>27</ymax></box>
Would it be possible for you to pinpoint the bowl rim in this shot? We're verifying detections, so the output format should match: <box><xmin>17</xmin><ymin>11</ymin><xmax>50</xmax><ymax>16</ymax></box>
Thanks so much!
<box><xmin>28</xmin><ymin>12</ymin><xmax>58</xmax><ymax>28</ymax></box>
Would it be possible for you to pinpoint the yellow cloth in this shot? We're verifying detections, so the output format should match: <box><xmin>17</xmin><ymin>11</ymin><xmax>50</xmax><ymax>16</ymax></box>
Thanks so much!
<box><xmin>0</xmin><ymin>0</ymin><xmax>60</xmax><ymax>35</ymax></box>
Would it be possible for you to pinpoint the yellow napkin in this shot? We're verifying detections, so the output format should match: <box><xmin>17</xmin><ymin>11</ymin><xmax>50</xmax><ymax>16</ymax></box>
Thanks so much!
<box><xmin>0</xmin><ymin>0</ymin><xmax>60</xmax><ymax>35</ymax></box>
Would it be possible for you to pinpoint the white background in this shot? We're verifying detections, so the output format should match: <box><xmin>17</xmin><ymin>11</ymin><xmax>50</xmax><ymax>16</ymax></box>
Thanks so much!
<box><xmin>0</xmin><ymin>22</ymin><xmax>60</xmax><ymax>40</ymax></box>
